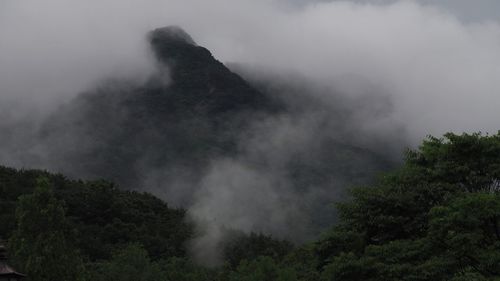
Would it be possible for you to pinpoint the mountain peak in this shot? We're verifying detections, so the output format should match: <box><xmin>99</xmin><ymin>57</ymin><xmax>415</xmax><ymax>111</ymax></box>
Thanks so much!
<box><xmin>147</xmin><ymin>25</ymin><xmax>210</xmax><ymax>65</ymax></box>
<box><xmin>148</xmin><ymin>26</ymin><xmax>196</xmax><ymax>46</ymax></box>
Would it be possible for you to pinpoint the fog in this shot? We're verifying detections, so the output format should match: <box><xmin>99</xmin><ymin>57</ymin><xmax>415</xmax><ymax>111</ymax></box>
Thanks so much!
<box><xmin>1</xmin><ymin>0</ymin><xmax>499</xmax><ymax>139</ymax></box>
<box><xmin>1</xmin><ymin>0</ymin><xmax>500</xmax><ymax>265</ymax></box>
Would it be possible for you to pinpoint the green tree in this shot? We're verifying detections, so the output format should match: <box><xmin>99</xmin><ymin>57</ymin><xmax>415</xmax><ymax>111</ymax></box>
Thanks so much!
<box><xmin>159</xmin><ymin>257</ymin><xmax>216</xmax><ymax>281</ymax></box>
<box><xmin>318</xmin><ymin>132</ymin><xmax>500</xmax><ymax>281</ymax></box>
<box><xmin>228</xmin><ymin>256</ymin><xmax>298</xmax><ymax>281</ymax></box>
<box><xmin>429</xmin><ymin>193</ymin><xmax>500</xmax><ymax>278</ymax></box>
<box><xmin>282</xmin><ymin>246</ymin><xmax>320</xmax><ymax>281</ymax></box>
<box><xmin>8</xmin><ymin>177</ymin><xmax>87</xmax><ymax>281</ymax></box>
<box><xmin>0</xmin><ymin>165</ymin><xmax>192</xmax><ymax>263</ymax></box>
<box><xmin>223</xmin><ymin>231</ymin><xmax>293</xmax><ymax>268</ymax></box>
<box><xmin>91</xmin><ymin>243</ymin><xmax>164</xmax><ymax>281</ymax></box>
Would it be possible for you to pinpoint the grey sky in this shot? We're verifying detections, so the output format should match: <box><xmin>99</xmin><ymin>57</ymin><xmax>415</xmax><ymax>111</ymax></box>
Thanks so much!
<box><xmin>419</xmin><ymin>0</ymin><xmax>500</xmax><ymax>22</ymax></box>
<box><xmin>1</xmin><ymin>0</ymin><xmax>500</xmax><ymax>256</ymax></box>
<box><xmin>334</xmin><ymin>0</ymin><xmax>500</xmax><ymax>21</ymax></box>
<box><xmin>295</xmin><ymin>0</ymin><xmax>500</xmax><ymax>22</ymax></box>
<box><xmin>1</xmin><ymin>0</ymin><xmax>500</xmax><ymax>140</ymax></box>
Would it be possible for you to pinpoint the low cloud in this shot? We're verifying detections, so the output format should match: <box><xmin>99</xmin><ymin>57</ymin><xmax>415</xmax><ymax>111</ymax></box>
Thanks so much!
<box><xmin>1</xmin><ymin>0</ymin><xmax>500</xmax><ymax>264</ymax></box>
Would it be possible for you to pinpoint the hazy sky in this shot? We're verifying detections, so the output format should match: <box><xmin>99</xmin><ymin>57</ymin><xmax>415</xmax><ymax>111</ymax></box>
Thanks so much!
<box><xmin>1</xmin><ymin>0</ymin><xmax>500</xmax><ymax>141</ymax></box>
<box><xmin>1</xmin><ymin>0</ymin><xmax>500</xmax><ymax>259</ymax></box>
<box><xmin>291</xmin><ymin>0</ymin><xmax>500</xmax><ymax>21</ymax></box>
<box><xmin>344</xmin><ymin>0</ymin><xmax>500</xmax><ymax>22</ymax></box>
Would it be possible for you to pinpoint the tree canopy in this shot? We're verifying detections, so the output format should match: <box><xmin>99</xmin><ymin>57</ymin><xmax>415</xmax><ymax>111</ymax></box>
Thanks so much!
<box><xmin>317</xmin><ymin>132</ymin><xmax>500</xmax><ymax>281</ymax></box>
<box><xmin>1</xmin><ymin>132</ymin><xmax>499</xmax><ymax>280</ymax></box>
<box><xmin>8</xmin><ymin>177</ymin><xmax>87</xmax><ymax>281</ymax></box>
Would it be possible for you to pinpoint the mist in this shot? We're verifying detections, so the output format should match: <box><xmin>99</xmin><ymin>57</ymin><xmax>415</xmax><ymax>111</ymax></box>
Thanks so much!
<box><xmin>1</xmin><ymin>0</ymin><xmax>500</xmax><ymax>266</ymax></box>
<box><xmin>1</xmin><ymin>0</ymin><xmax>499</xmax><ymax>138</ymax></box>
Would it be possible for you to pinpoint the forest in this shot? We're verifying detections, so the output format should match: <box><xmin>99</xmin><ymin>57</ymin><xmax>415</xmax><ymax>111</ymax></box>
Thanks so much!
<box><xmin>2</xmin><ymin>1</ymin><xmax>500</xmax><ymax>280</ymax></box>
<box><xmin>1</xmin><ymin>132</ymin><xmax>499</xmax><ymax>281</ymax></box>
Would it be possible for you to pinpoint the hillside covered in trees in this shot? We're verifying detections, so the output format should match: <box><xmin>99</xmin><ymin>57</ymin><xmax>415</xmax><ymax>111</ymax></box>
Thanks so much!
<box><xmin>1</xmin><ymin>132</ymin><xmax>499</xmax><ymax>280</ymax></box>
<box><xmin>0</xmin><ymin>26</ymin><xmax>400</xmax><ymax>243</ymax></box>
<box><xmin>2</xmin><ymin>0</ymin><xmax>500</xmax><ymax>279</ymax></box>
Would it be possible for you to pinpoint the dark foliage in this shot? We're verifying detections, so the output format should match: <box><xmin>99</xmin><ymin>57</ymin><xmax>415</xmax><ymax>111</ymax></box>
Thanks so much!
<box><xmin>0</xmin><ymin>165</ymin><xmax>191</xmax><ymax>261</ymax></box>
<box><xmin>222</xmin><ymin>232</ymin><xmax>294</xmax><ymax>268</ymax></box>
<box><xmin>39</xmin><ymin>26</ymin><xmax>280</xmax><ymax>189</ymax></box>
<box><xmin>317</xmin><ymin>132</ymin><xmax>500</xmax><ymax>281</ymax></box>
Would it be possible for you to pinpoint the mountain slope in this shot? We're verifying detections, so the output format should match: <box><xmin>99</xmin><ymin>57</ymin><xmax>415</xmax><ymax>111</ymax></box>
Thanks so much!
<box><xmin>6</xmin><ymin>26</ymin><xmax>399</xmax><ymax>240</ymax></box>
<box><xmin>39</xmin><ymin>26</ymin><xmax>280</xmax><ymax>192</ymax></box>
<box><xmin>0</xmin><ymin>165</ymin><xmax>190</xmax><ymax>261</ymax></box>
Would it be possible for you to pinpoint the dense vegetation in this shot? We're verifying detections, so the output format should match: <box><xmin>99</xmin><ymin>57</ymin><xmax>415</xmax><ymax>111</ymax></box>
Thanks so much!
<box><xmin>0</xmin><ymin>166</ymin><xmax>190</xmax><ymax>261</ymax></box>
<box><xmin>1</xmin><ymin>26</ymin><xmax>398</xmax><ymax>244</ymax></box>
<box><xmin>9</xmin><ymin>26</ymin><xmax>396</xmax><ymax>231</ymax></box>
<box><xmin>317</xmin><ymin>132</ymin><xmax>500</xmax><ymax>280</ymax></box>
<box><xmin>1</xmin><ymin>132</ymin><xmax>499</xmax><ymax>280</ymax></box>
<box><xmin>0</xmin><ymin>165</ymin><xmax>293</xmax><ymax>280</ymax></box>
<box><xmin>37</xmin><ymin>26</ymin><xmax>280</xmax><ymax>188</ymax></box>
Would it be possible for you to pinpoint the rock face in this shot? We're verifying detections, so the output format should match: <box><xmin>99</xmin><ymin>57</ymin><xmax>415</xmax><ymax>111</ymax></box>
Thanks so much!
<box><xmin>147</xmin><ymin>26</ymin><xmax>275</xmax><ymax>115</ymax></box>
<box><xmin>39</xmin><ymin>26</ymin><xmax>279</xmax><ymax>191</ymax></box>
<box><xmin>26</xmin><ymin>26</ymin><xmax>396</xmax><ymax>237</ymax></box>
<box><xmin>149</xmin><ymin>26</ymin><xmax>197</xmax><ymax>46</ymax></box>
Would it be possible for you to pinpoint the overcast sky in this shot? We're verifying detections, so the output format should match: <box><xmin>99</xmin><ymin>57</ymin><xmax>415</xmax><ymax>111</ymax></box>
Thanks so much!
<box><xmin>290</xmin><ymin>0</ymin><xmax>500</xmax><ymax>20</ymax></box>
<box><xmin>2</xmin><ymin>0</ymin><xmax>500</xmax><ymax>255</ymax></box>
<box><xmin>1</xmin><ymin>0</ymin><xmax>500</xmax><ymax>141</ymax></box>
<box><xmin>335</xmin><ymin>0</ymin><xmax>500</xmax><ymax>22</ymax></box>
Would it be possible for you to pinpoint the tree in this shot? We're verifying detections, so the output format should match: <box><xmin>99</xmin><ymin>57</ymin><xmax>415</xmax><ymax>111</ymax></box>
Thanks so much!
<box><xmin>282</xmin><ymin>246</ymin><xmax>320</xmax><ymax>281</ymax></box>
<box><xmin>429</xmin><ymin>193</ymin><xmax>500</xmax><ymax>278</ymax></box>
<box><xmin>228</xmin><ymin>256</ymin><xmax>297</xmax><ymax>281</ymax></box>
<box><xmin>405</xmin><ymin>132</ymin><xmax>500</xmax><ymax>193</ymax></box>
<box><xmin>317</xmin><ymin>132</ymin><xmax>500</xmax><ymax>281</ymax></box>
<box><xmin>159</xmin><ymin>257</ymin><xmax>216</xmax><ymax>281</ymax></box>
<box><xmin>91</xmin><ymin>243</ymin><xmax>163</xmax><ymax>281</ymax></box>
<box><xmin>8</xmin><ymin>177</ymin><xmax>87</xmax><ymax>281</ymax></box>
<box><xmin>223</xmin><ymin>231</ymin><xmax>293</xmax><ymax>268</ymax></box>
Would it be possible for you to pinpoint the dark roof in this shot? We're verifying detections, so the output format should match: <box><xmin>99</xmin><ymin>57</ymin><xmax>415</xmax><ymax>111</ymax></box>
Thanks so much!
<box><xmin>0</xmin><ymin>262</ymin><xmax>26</xmax><ymax>277</ymax></box>
<box><xmin>0</xmin><ymin>242</ymin><xmax>26</xmax><ymax>278</ymax></box>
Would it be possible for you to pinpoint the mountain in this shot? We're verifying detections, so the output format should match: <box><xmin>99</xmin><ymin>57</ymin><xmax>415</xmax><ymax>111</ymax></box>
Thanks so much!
<box><xmin>0</xmin><ymin>164</ymin><xmax>289</xmax><ymax>265</ymax></box>
<box><xmin>148</xmin><ymin>26</ymin><xmax>277</xmax><ymax>114</ymax></box>
<box><xmin>6</xmin><ymin>26</ymin><xmax>398</xmax><ymax>239</ymax></box>
<box><xmin>39</xmin><ymin>26</ymin><xmax>280</xmax><ymax>193</ymax></box>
